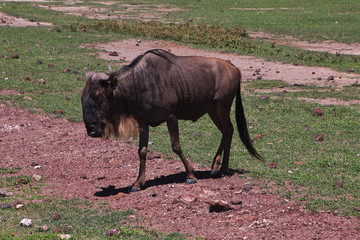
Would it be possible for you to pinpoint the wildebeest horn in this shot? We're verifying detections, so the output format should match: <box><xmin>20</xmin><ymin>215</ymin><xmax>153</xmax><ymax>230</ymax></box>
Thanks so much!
<box><xmin>108</xmin><ymin>64</ymin><xmax>113</xmax><ymax>74</ymax></box>
<box><xmin>84</xmin><ymin>67</ymin><xmax>94</xmax><ymax>80</ymax></box>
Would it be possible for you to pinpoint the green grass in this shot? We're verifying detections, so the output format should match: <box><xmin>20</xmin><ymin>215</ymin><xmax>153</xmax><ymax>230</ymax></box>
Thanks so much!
<box><xmin>138</xmin><ymin>0</ymin><xmax>360</xmax><ymax>44</ymax></box>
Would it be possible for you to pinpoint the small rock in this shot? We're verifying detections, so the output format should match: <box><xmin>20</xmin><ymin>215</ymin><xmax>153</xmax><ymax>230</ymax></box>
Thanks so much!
<box><xmin>0</xmin><ymin>203</ymin><xmax>11</xmax><ymax>209</ymax></box>
<box><xmin>16</xmin><ymin>203</ymin><xmax>24</xmax><ymax>209</ymax></box>
<box><xmin>39</xmin><ymin>78</ymin><xmax>46</xmax><ymax>84</ymax></box>
<box><xmin>63</xmin><ymin>68</ymin><xmax>71</xmax><ymax>73</ymax></box>
<box><xmin>54</xmin><ymin>110</ymin><xmax>64</xmax><ymax>115</ymax></box>
<box><xmin>58</xmin><ymin>234</ymin><xmax>71</xmax><ymax>239</ymax></box>
<box><xmin>256</xmin><ymin>75</ymin><xmax>262</xmax><ymax>80</ymax></box>
<box><xmin>30</xmin><ymin>162</ymin><xmax>38</xmax><ymax>167</ymax></box>
<box><xmin>33</xmin><ymin>174</ymin><xmax>42</xmax><ymax>182</ymax></box>
<box><xmin>209</xmin><ymin>200</ymin><xmax>233</xmax><ymax>212</ymax></box>
<box><xmin>106</xmin><ymin>228</ymin><xmax>121</xmax><ymax>236</ymax></box>
<box><xmin>109</xmin><ymin>51</ymin><xmax>118</xmax><ymax>56</ymax></box>
<box><xmin>333</xmin><ymin>182</ymin><xmax>343</xmax><ymax>188</ymax></box>
<box><xmin>327</xmin><ymin>75</ymin><xmax>335</xmax><ymax>80</ymax></box>
<box><xmin>48</xmin><ymin>63</ymin><xmax>54</xmax><ymax>67</ymax></box>
<box><xmin>276</xmin><ymin>70</ymin><xmax>280</xmax><ymax>73</ymax></box>
<box><xmin>0</xmin><ymin>190</ymin><xmax>6</xmax><ymax>197</ymax></box>
<box><xmin>242</xmin><ymin>184</ymin><xmax>252</xmax><ymax>192</ymax></box>
<box><xmin>52</xmin><ymin>213</ymin><xmax>61</xmax><ymax>220</ymax></box>
<box><xmin>230</xmin><ymin>197</ymin><xmax>242</xmax><ymax>205</ymax></box>
<box><xmin>268</xmin><ymin>162</ymin><xmax>277</xmax><ymax>169</ymax></box>
<box><xmin>11</xmin><ymin>53</ymin><xmax>19</xmax><ymax>59</ymax></box>
<box><xmin>19</xmin><ymin>218</ymin><xmax>32</xmax><ymax>227</ymax></box>
<box><xmin>348</xmin><ymin>67</ymin><xmax>354</xmax><ymax>72</ymax></box>
<box><xmin>63</xmin><ymin>227</ymin><xmax>72</xmax><ymax>233</ymax></box>
<box><xmin>25</xmin><ymin>76</ymin><xmax>31</xmax><ymax>81</ymax></box>
<box><xmin>304</xmin><ymin>126</ymin><xmax>311</xmax><ymax>131</ymax></box>
<box><xmin>0</xmin><ymin>216</ymin><xmax>5</xmax><ymax>222</ymax></box>
<box><xmin>255</xmin><ymin>68</ymin><xmax>261</xmax><ymax>73</ymax></box>
<box><xmin>312</xmin><ymin>72</ymin><xmax>315</xmax><ymax>74</ymax></box>
<box><xmin>193</xmin><ymin>133</ymin><xmax>202</xmax><ymax>138</ymax></box>
<box><xmin>312</xmin><ymin>108</ymin><xmax>324</xmax><ymax>116</ymax></box>
<box><xmin>181</xmin><ymin>195</ymin><xmax>197</xmax><ymax>204</ymax></box>
<box><xmin>39</xmin><ymin>224</ymin><xmax>49</xmax><ymax>232</ymax></box>
<box><xmin>313</xmin><ymin>134</ymin><xmax>324</xmax><ymax>142</ymax></box>
<box><xmin>34</xmin><ymin>165</ymin><xmax>42</xmax><ymax>169</ymax></box>
<box><xmin>79</xmin><ymin>174</ymin><xmax>87</xmax><ymax>179</ymax></box>
<box><xmin>317</xmin><ymin>77</ymin><xmax>322</xmax><ymax>80</ymax></box>
<box><xmin>259</xmin><ymin>95</ymin><xmax>269</xmax><ymax>100</ymax></box>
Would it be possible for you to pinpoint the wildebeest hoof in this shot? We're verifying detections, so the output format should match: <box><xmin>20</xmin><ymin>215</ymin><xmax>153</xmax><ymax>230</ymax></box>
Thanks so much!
<box><xmin>210</xmin><ymin>169</ymin><xmax>220</xmax><ymax>176</ymax></box>
<box><xmin>186</xmin><ymin>179</ymin><xmax>197</xmax><ymax>185</ymax></box>
<box><xmin>129</xmin><ymin>187</ymin><xmax>139</xmax><ymax>193</ymax></box>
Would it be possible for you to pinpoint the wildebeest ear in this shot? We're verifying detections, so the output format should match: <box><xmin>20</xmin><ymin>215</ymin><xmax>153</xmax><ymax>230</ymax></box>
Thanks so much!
<box><xmin>107</xmin><ymin>73</ymin><xmax>117</xmax><ymax>90</ymax></box>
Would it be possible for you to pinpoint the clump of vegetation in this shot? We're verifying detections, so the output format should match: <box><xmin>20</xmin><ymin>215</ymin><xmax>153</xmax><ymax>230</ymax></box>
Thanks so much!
<box><xmin>80</xmin><ymin>20</ymin><xmax>360</xmax><ymax>74</ymax></box>
<box><xmin>86</xmin><ymin>20</ymin><xmax>252</xmax><ymax>51</ymax></box>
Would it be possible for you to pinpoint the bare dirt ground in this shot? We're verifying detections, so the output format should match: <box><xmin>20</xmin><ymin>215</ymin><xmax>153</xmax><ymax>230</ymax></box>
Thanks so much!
<box><xmin>1</xmin><ymin>104</ymin><xmax>360</xmax><ymax>239</ymax></box>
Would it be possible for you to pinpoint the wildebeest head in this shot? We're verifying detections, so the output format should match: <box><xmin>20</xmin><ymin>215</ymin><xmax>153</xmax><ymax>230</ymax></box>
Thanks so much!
<box><xmin>81</xmin><ymin>67</ymin><xmax>138</xmax><ymax>140</ymax></box>
<box><xmin>81</xmin><ymin>68</ymin><xmax>114</xmax><ymax>138</ymax></box>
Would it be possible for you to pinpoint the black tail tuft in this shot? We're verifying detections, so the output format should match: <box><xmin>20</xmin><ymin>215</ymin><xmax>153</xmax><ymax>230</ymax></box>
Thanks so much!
<box><xmin>235</xmin><ymin>89</ymin><xmax>263</xmax><ymax>161</ymax></box>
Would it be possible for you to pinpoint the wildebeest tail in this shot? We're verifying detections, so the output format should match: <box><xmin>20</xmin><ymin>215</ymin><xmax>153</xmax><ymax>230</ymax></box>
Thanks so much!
<box><xmin>235</xmin><ymin>88</ymin><xmax>263</xmax><ymax>161</ymax></box>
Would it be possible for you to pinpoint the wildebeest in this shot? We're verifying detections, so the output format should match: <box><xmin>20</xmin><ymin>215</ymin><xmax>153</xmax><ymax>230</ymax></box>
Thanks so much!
<box><xmin>81</xmin><ymin>49</ymin><xmax>262</xmax><ymax>192</ymax></box>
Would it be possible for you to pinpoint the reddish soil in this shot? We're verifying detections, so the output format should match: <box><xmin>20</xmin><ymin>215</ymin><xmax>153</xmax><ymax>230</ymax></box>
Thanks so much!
<box><xmin>1</xmin><ymin>104</ymin><xmax>360</xmax><ymax>239</ymax></box>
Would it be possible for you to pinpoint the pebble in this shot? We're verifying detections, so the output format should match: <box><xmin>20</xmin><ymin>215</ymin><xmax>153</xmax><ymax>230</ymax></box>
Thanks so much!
<box><xmin>0</xmin><ymin>203</ymin><xmax>11</xmax><ymax>209</ymax></box>
<box><xmin>39</xmin><ymin>224</ymin><xmax>49</xmax><ymax>232</ymax></box>
<box><xmin>312</xmin><ymin>108</ymin><xmax>324</xmax><ymax>116</ymax></box>
<box><xmin>0</xmin><ymin>216</ymin><xmax>5</xmax><ymax>222</ymax></box>
<box><xmin>52</xmin><ymin>213</ymin><xmax>61</xmax><ymax>220</ymax></box>
<box><xmin>268</xmin><ymin>162</ymin><xmax>277</xmax><ymax>169</ymax></box>
<box><xmin>209</xmin><ymin>200</ymin><xmax>232</xmax><ymax>212</ymax></box>
<box><xmin>19</xmin><ymin>218</ymin><xmax>32</xmax><ymax>227</ymax></box>
<box><xmin>313</xmin><ymin>134</ymin><xmax>324</xmax><ymax>142</ymax></box>
<box><xmin>0</xmin><ymin>190</ymin><xmax>6</xmax><ymax>197</ymax></box>
<box><xmin>242</xmin><ymin>184</ymin><xmax>253</xmax><ymax>193</ymax></box>
<box><xmin>327</xmin><ymin>75</ymin><xmax>335</xmax><ymax>80</ymax></box>
<box><xmin>33</xmin><ymin>174</ymin><xmax>42</xmax><ymax>181</ymax></box>
<box><xmin>106</xmin><ymin>228</ymin><xmax>121</xmax><ymax>236</ymax></box>
<box><xmin>58</xmin><ymin>234</ymin><xmax>71</xmax><ymax>239</ymax></box>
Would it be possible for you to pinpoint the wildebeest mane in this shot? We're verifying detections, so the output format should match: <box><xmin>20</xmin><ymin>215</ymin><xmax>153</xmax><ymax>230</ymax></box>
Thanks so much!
<box><xmin>108</xmin><ymin>49</ymin><xmax>176</xmax><ymax>83</ymax></box>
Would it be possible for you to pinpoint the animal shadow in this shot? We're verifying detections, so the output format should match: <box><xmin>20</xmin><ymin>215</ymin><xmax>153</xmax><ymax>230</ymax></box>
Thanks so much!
<box><xmin>94</xmin><ymin>168</ymin><xmax>245</xmax><ymax>197</ymax></box>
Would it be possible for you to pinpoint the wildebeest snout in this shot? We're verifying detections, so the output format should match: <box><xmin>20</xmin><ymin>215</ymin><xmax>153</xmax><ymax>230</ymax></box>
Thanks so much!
<box><xmin>86</xmin><ymin>124</ymin><xmax>103</xmax><ymax>138</ymax></box>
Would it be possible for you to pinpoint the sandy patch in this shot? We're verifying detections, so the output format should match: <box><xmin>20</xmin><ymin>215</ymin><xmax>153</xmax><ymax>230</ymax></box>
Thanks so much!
<box><xmin>298</xmin><ymin>97</ymin><xmax>360</xmax><ymax>106</ymax></box>
<box><xmin>38</xmin><ymin>3</ymin><xmax>186</xmax><ymax>21</ymax></box>
<box><xmin>249</xmin><ymin>31</ymin><xmax>360</xmax><ymax>56</ymax></box>
<box><xmin>88</xmin><ymin>39</ymin><xmax>359</xmax><ymax>88</ymax></box>
<box><xmin>0</xmin><ymin>11</ymin><xmax>52</xmax><ymax>27</ymax></box>
<box><xmin>231</xmin><ymin>7</ymin><xmax>304</xmax><ymax>11</ymax></box>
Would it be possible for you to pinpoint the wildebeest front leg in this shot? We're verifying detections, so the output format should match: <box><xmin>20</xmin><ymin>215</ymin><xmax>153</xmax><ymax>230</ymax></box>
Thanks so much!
<box><xmin>131</xmin><ymin>124</ymin><xmax>149</xmax><ymax>192</ymax></box>
<box><xmin>166</xmin><ymin>115</ymin><xmax>197</xmax><ymax>184</ymax></box>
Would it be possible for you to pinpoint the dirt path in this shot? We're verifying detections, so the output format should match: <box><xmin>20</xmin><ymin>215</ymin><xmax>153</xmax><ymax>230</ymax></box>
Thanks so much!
<box><xmin>1</xmin><ymin>104</ymin><xmax>360</xmax><ymax>239</ymax></box>
<box><xmin>91</xmin><ymin>39</ymin><xmax>359</xmax><ymax>90</ymax></box>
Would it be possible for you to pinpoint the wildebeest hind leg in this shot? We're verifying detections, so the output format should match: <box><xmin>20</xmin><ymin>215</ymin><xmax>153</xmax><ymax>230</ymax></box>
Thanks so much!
<box><xmin>131</xmin><ymin>124</ymin><xmax>149</xmax><ymax>192</ymax></box>
<box><xmin>212</xmin><ymin>105</ymin><xmax>234</xmax><ymax>176</ymax></box>
<box><xmin>208</xmin><ymin>111</ymin><xmax>224</xmax><ymax>176</ymax></box>
<box><xmin>166</xmin><ymin>115</ymin><xmax>196</xmax><ymax>184</ymax></box>
<box><xmin>219</xmin><ymin>115</ymin><xmax>234</xmax><ymax>175</ymax></box>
